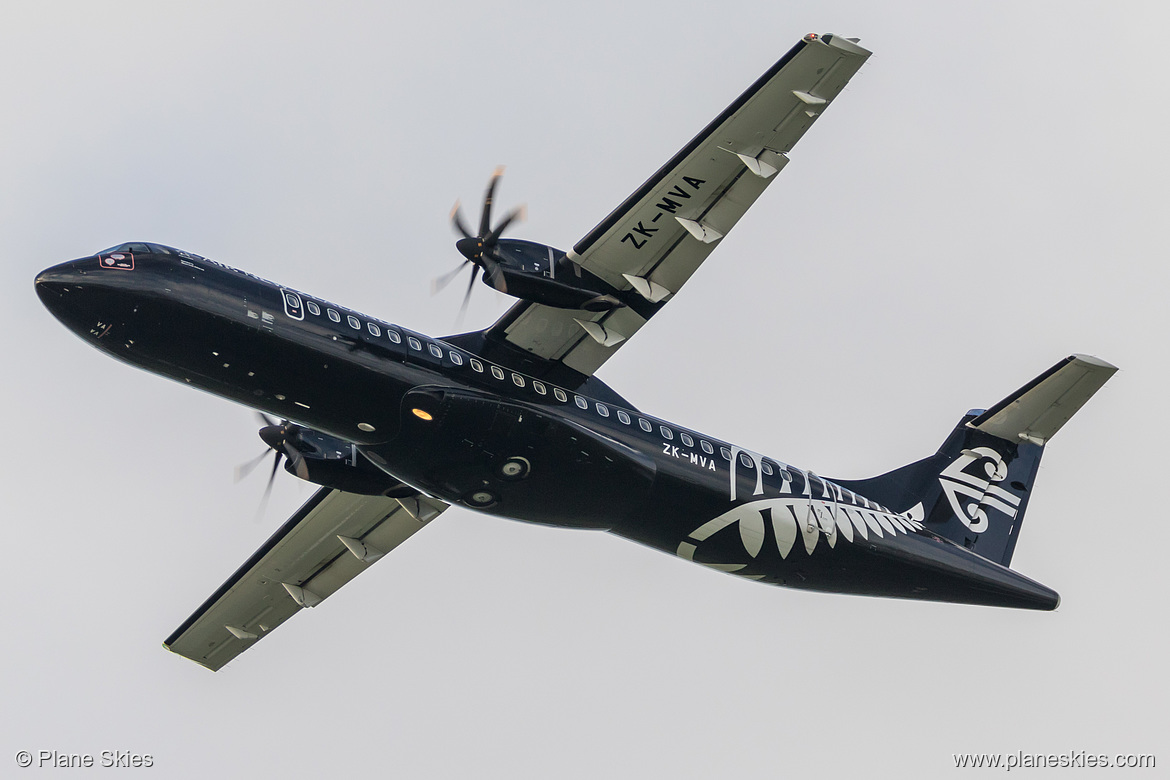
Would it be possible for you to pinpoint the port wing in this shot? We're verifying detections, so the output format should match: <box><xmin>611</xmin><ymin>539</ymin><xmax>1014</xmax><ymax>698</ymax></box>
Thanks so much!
<box><xmin>164</xmin><ymin>488</ymin><xmax>446</xmax><ymax>671</ymax></box>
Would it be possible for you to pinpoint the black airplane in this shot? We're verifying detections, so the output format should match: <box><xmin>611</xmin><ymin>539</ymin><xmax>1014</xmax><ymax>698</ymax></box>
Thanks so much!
<box><xmin>35</xmin><ymin>33</ymin><xmax>1116</xmax><ymax>672</ymax></box>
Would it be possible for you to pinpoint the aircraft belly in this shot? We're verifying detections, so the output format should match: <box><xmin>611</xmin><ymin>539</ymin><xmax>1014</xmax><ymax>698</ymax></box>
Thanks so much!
<box><xmin>363</xmin><ymin>388</ymin><xmax>657</xmax><ymax>529</ymax></box>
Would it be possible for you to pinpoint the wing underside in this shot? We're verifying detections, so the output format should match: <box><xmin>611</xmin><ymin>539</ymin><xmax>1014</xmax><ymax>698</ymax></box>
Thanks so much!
<box><xmin>486</xmin><ymin>33</ymin><xmax>871</xmax><ymax>378</ymax></box>
<box><xmin>165</xmin><ymin>488</ymin><xmax>446</xmax><ymax>671</ymax></box>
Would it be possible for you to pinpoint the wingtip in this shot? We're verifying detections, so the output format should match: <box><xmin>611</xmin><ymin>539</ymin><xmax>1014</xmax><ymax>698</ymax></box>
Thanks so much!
<box><xmin>1069</xmin><ymin>353</ymin><xmax>1119</xmax><ymax>372</ymax></box>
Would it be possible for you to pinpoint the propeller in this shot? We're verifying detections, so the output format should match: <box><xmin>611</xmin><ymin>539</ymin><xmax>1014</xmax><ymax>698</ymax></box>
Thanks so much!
<box><xmin>235</xmin><ymin>413</ymin><xmax>309</xmax><ymax>519</ymax></box>
<box><xmin>434</xmin><ymin>167</ymin><xmax>525</xmax><ymax>320</ymax></box>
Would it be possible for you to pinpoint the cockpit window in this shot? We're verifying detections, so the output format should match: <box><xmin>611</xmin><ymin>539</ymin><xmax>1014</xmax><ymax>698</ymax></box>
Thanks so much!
<box><xmin>99</xmin><ymin>243</ymin><xmax>151</xmax><ymax>255</ymax></box>
<box><xmin>97</xmin><ymin>242</ymin><xmax>204</xmax><ymax>260</ymax></box>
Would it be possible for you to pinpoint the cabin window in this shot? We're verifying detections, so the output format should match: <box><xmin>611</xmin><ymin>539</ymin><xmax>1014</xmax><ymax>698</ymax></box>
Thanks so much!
<box><xmin>779</xmin><ymin>467</ymin><xmax>792</xmax><ymax>482</ymax></box>
<box><xmin>660</xmin><ymin>426</ymin><xmax>673</xmax><ymax>440</ymax></box>
<box><xmin>306</xmin><ymin>301</ymin><xmax>321</xmax><ymax>316</ymax></box>
<box><xmin>347</xmin><ymin>315</ymin><xmax>361</xmax><ymax>330</ymax></box>
<box><xmin>553</xmin><ymin>388</ymin><xmax>567</xmax><ymax>402</ymax></box>
<box><xmin>408</xmin><ymin>337</ymin><xmax>422</xmax><ymax>351</ymax></box>
<box><xmin>533</xmin><ymin>381</ymin><xmax>546</xmax><ymax>395</ymax></box>
<box><xmin>574</xmin><ymin>396</ymin><xmax>588</xmax><ymax>410</ymax></box>
<box><xmin>512</xmin><ymin>373</ymin><xmax>524</xmax><ymax>387</ymax></box>
<box><xmin>639</xmin><ymin>419</ymin><xmax>653</xmax><ymax>433</ymax></box>
<box><xmin>449</xmin><ymin>352</ymin><xmax>463</xmax><ymax>366</ymax></box>
<box><xmin>367</xmin><ymin>322</ymin><xmax>381</xmax><ymax>336</ymax></box>
<box><xmin>680</xmin><ymin>432</ymin><xmax>694</xmax><ymax>447</ymax></box>
<box><xmin>387</xmin><ymin>330</ymin><xmax>401</xmax><ymax>344</ymax></box>
<box><xmin>596</xmin><ymin>403</ymin><xmax>609</xmax><ymax>417</ymax></box>
<box><xmin>616</xmin><ymin>410</ymin><xmax>631</xmax><ymax>425</ymax></box>
<box><xmin>491</xmin><ymin>366</ymin><xmax>505</xmax><ymax>380</ymax></box>
<box><xmin>429</xmin><ymin>344</ymin><xmax>443</xmax><ymax>359</ymax></box>
<box><xmin>701</xmin><ymin>440</ymin><xmax>714</xmax><ymax>454</ymax></box>
<box><xmin>761</xmin><ymin>460</ymin><xmax>774</xmax><ymax>475</ymax></box>
<box><xmin>720</xmin><ymin>447</ymin><xmax>732</xmax><ymax>460</ymax></box>
<box><xmin>327</xmin><ymin>309</ymin><xmax>341</xmax><ymax>323</ymax></box>
<box><xmin>470</xmin><ymin>358</ymin><xmax>484</xmax><ymax>372</ymax></box>
<box><xmin>739</xmin><ymin>452</ymin><xmax>754</xmax><ymax>468</ymax></box>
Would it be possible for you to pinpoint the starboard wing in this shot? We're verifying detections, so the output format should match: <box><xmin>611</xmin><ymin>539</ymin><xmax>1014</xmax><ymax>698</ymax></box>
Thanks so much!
<box><xmin>480</xmin><ymin>33</ymin><xmax>871</xmax><ymax>380</ymax></box>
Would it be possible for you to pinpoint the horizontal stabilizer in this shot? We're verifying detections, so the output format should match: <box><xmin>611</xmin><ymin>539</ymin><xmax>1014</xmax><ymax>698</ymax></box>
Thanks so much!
<box><xmin>970</xmin><ymin>354</ymin><xmax>1117</xmax><ymax>445</ymax></box>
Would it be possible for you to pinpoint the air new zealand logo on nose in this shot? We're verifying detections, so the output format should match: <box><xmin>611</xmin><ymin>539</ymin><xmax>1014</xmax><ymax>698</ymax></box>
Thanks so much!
<box><xmin>938</xmin><ymin>447</ymin><xmax>1022</xmax><ymax>533</ymax></box>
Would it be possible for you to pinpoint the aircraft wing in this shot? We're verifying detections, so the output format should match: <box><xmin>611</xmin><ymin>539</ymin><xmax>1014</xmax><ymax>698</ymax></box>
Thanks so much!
<box><xmin>484</xmin><ymin>33</ymin><xmax>870</xmax><ymax>379</ymax></box>
<box><xmin>164</xmin><ymin>488</ymin><xmax>446</xmax><ymax>671</ymax></box>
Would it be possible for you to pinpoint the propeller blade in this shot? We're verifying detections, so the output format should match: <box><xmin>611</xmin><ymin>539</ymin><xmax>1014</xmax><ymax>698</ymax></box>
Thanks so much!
<box><xmin>257</xmin><ymin>412</ymin><xmax>278</xmax><ymax>428</ymax></box>
<box><xmin>254</xmin><ymin>450</ymin><xmax>283</xmax><ymax>522</ymax></box>
<box><xmin>283</xmin><ymin>441</ymin><xmax>309</xmax><ymax>480</ymax></box>
<box><xmin>479</xmin><ymin>166</ymin><xmax>504</xmax><ymax>236</ymax></box>
<box><xmin>431</xmin><ymin>260</ymin><xmax>471</xmax><ymax>295</ymax></box>
<box><xmin>485</xmin><ymin>204</ymin><xmax>526</xmax><ymax>245</ymax></box>
<box><xmin>234</xmin><ymin>450</ymin><xmax>271</xmax><ymax>483</ymax></box>
<box><xmin>450</xmin><ymin>201</ymin><xmax>474</xmax><ymax>240</ymax></box>
<box><xmin>480</xmin><ymin>255</ymin><xmax>508</xmax><ymax>294</ymax></box>
<box><xmin>456</xmin><ymin>267</ymin><xmax>477</xmax><ymax>327</ymax></box>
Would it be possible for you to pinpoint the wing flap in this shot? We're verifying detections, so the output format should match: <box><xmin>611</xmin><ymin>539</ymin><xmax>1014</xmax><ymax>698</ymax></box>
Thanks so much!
<box><xmin>164</xmin><ymin>488</ymin><xmax>446</xmax><ymax>671</ymax></box>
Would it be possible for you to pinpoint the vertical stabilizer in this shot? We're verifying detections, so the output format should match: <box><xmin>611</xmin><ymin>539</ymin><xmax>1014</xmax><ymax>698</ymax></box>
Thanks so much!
<box><xmin>834</xmin><ymin>355</ymin><xmax>1116</xmax><ymax>567</ymax></box>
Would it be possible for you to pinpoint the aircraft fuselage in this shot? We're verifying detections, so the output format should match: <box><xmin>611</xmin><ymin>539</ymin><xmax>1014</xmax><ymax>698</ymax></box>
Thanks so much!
<box><xmin>35</xmin><ymin>247</ymin><xmax>1061</xmax><ymax>610</ymax></box>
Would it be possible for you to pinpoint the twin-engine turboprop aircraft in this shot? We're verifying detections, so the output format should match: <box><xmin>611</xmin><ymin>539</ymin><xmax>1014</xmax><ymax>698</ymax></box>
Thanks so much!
<box><xmin>36</xmin><ymin>33</ymin><xmax>1116</xmax><ymax>671</ymax></box>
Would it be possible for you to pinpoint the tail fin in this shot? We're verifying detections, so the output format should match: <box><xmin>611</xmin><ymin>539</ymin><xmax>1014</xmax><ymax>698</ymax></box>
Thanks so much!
<box><xmin>834</xmin><ymin>355</ymin><xmax>1117</xmax><ymax>567</ymax></box>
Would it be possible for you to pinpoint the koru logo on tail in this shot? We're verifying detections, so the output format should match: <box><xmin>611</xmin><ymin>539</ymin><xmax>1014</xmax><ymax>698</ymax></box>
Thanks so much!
<box><xmin>938</xmin><ymin>447</ymin><xmax>1021</xmax><ymax>533</ymax></box>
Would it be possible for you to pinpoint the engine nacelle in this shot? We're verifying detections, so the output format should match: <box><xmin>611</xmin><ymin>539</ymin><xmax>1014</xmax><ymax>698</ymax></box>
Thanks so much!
<box><xmin>284</xmin><ymin>428</ymin><xmax>416</xmax><ymax>497</ymax></box>
<box><xmin>490</xmin><ymin>239</ymin><xmax>626</xmax><ymax>311</ymax></box>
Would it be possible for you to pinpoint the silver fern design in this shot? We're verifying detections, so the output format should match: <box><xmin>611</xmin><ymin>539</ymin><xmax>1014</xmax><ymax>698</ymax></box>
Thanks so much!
<box><xmin>676</xmin><ymin>493</ymin><xmax>925</xmax><ymax>576</ymax></box>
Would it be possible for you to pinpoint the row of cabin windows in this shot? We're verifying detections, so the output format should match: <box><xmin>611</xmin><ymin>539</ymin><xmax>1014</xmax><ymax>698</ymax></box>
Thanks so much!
<box><xmin>299</xmin><ymin>296</ymin><xmax>433</xmax><ymax>356</ymax></box>
<box><xmin>296</xmin><ymin>293</ymin><xmax>805</xmax><ymax>480</ymax></box>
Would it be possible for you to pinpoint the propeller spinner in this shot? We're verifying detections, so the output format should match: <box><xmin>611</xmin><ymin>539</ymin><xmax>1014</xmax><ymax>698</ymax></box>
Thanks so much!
<box><xmin>434</xmin><ymin>167</ymin><xmax>526</xmax><ymax>318</ymax></box>
<box><xmin>235</xmin><ymin>413</ymin><xmax>309</xmax><ymax>519</ymax></box>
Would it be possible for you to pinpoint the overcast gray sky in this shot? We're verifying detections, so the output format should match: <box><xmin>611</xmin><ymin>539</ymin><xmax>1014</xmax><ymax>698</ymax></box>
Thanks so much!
<box><xmin>3</xmin><ymin>1</ymin><xmax>1166</xmax><ymax>777</ymax></box>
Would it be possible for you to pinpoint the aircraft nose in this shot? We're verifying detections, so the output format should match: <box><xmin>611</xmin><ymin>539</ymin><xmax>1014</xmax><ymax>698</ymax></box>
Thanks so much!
<box><xmin>35</xmin><ymin>259</ymin><xmax>93</xmax><ymax>315</ymax></box>
<box><xmin>35</xmin><ymin>259</ymin><xmax>88</xmax><ymax>289</ymax></box>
